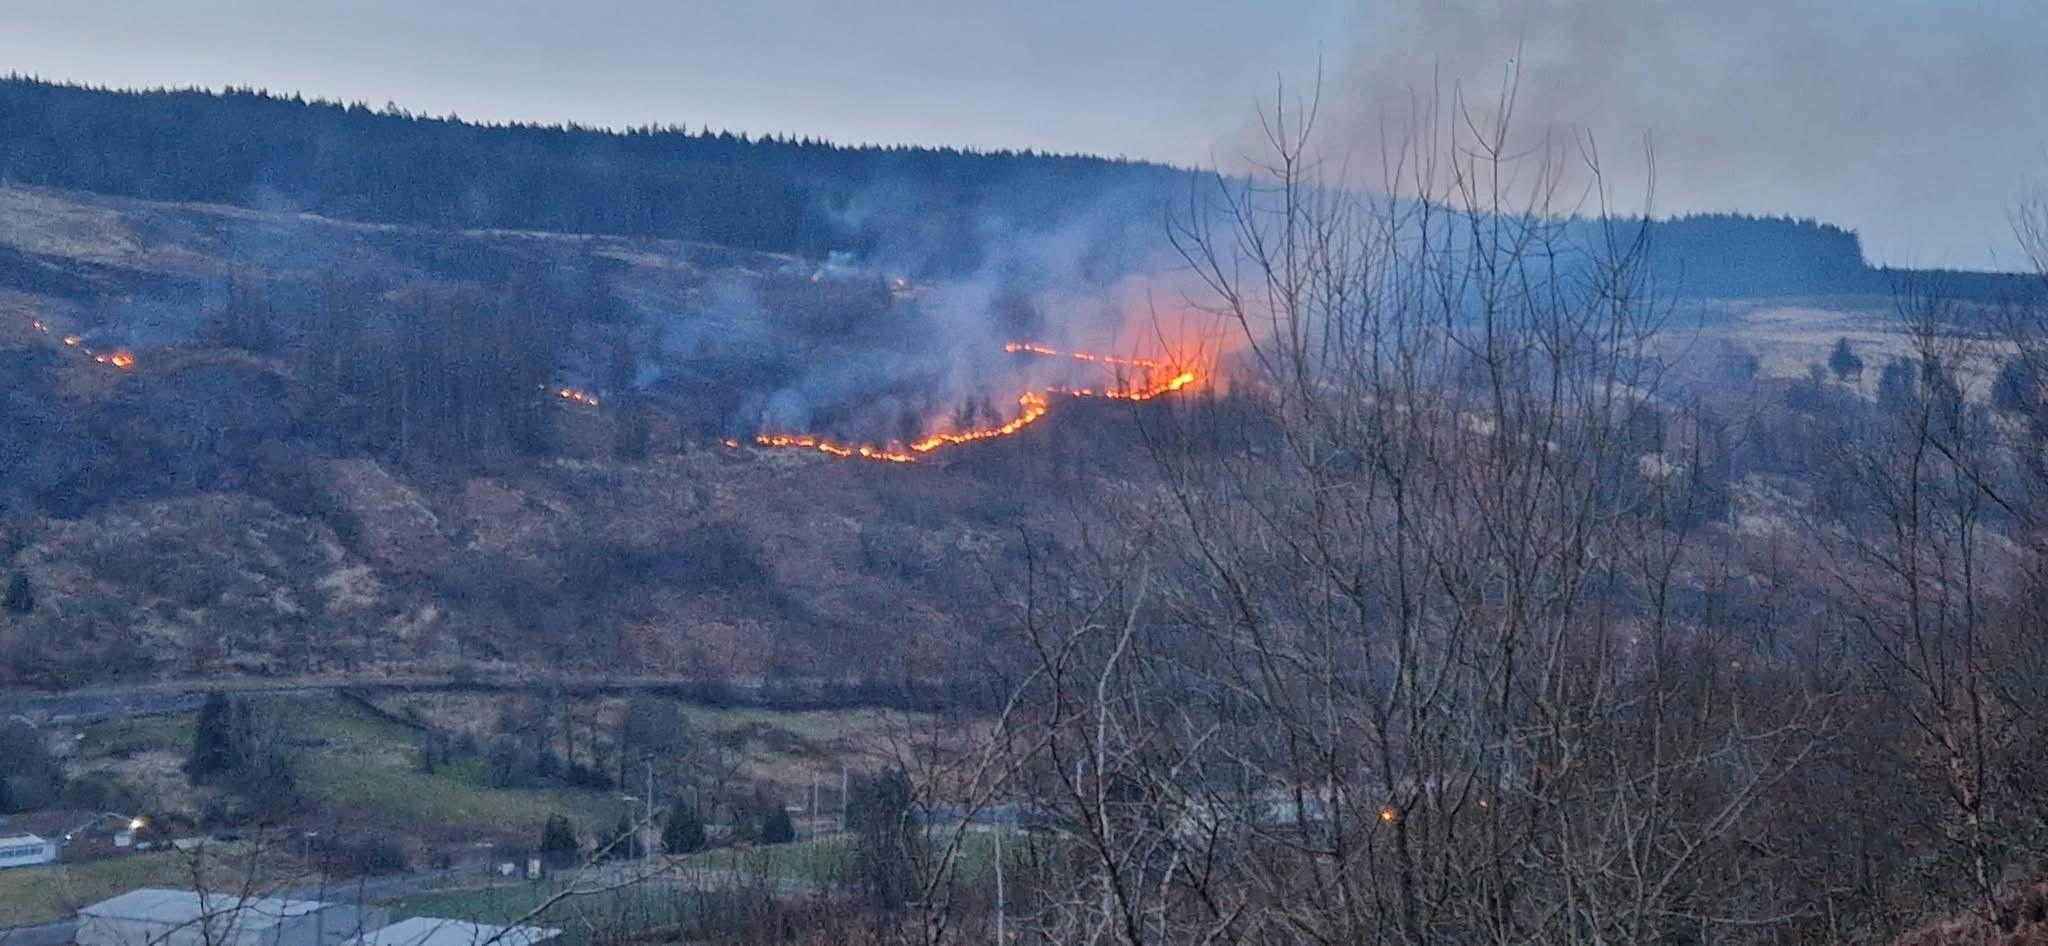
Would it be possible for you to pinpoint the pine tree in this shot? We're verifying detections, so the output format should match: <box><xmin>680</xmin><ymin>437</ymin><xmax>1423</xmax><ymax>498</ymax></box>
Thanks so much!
<box><xmin>184</xmin><ymin>692</ymin><xmax>238</xmax><ymax>784</ymax></box>
<box><xmin>661</xmin><ymin>800</ymin><xmax>706</xmax><ymax>854</ymax></box>
<box><xmin>1828</xmin><ymin>337</ymin><xmax>1865</xmax><ymax>382</ymax></box>
<box><xmin>605</xmin><ymin>816</ymin><xmax>638</xmax><ymax>860</ymax></box>
<box><xmin>3</xmin><ymin>571</ymin><xmax>32</xmax><ymax>615</ymax></box>
<box><xmin>538</xmin><ymin>814</ymin><xmax>579</xmax><ymax>868</ymax></box>
<box><xmin>760</xmin><ymin>805</ymin><xmax>796</xmax><ymax>845</ymax></box>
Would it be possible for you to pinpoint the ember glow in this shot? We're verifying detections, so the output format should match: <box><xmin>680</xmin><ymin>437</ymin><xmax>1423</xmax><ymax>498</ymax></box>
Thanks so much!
<box><xmin>553</xmin><ymin>386</ymin><xmax>601</xmax><ymax>407</ymax></box>
<box><xmin>1003</xmin><ymin>341</ymin><xmax>1162</xmax><ymax>370</ymax></box>
<box><xmin>27</xmin><ymin>316</ymin><xmax>136</xmax><ymax>370</ymax></box>
<box><xmin>749</xmin><ymin>343</ymin><xmax>1201</xmax><ymax>464</ymax></box>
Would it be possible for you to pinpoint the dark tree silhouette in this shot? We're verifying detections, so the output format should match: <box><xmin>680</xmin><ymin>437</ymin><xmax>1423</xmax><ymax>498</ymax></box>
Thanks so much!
<box><xmin>760</xmin><ymin>805</ymin><xmax>796</xmax><ymax>845</ymax></box>
<box><xmin>183</xmin><ymin>692</ymin><xmax>238</xmax><ymax>784</ymax></box>
<box><xmin>3</xmin><ymin>570</ymin><xmax>32</xmax><ymax>615</ymax></box>
<box><xmin>1830</xmin><ymin>336</ymin><xmax>1866</xmax><ymax>381</ymax></box>
<box><xmin>661</xmin><ymin>800</ymin><xmax>706</xmax><ymax>854</ymax></box>
<box><xmin>538</xmin><ymin>813</ymin><xmax>580</xmax><ymax>868</ymax></box>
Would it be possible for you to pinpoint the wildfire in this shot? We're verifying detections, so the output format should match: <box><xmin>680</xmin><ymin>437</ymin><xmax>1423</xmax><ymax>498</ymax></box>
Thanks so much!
<box><xmin>29</xmin><ymin>316</ymin><xmax>135</xmax><ymax>370</ymax></box>
<box><xmin>748</xmin><ymin>343</ymin><xmax>1199</xmax><ymax>464</ymax></box>
<box><xmin>554</xmin><ymin>387</ymin><xmax>600</xmax><ymax>408</ymax></box>
<box><xmin>1003</xmin><ymin>341</ymin><xmax>1162</xmax><ymax>370</ymax></box>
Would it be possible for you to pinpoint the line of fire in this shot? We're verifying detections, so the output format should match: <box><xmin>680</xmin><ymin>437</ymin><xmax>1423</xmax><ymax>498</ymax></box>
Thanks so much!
<box><xmin>740</xmin><ymin>342</ymin><xmax>1203</xmax><ymax>463</ymax></box>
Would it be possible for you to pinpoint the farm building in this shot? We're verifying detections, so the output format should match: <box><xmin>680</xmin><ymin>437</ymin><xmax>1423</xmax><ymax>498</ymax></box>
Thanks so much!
<box><xmin>75</xmin><ymin>888</ymin><xmax>387</xmax><ymax>946</ymax></box>
<box><xmin>0</xmin><ymin>833</ymin><xmax>58</xmax><ymax>869</ymax></box>
<box><xmin>348</xmin><ymin>917</ymin><xmax>561</xmax><ymax>946</ymax></box>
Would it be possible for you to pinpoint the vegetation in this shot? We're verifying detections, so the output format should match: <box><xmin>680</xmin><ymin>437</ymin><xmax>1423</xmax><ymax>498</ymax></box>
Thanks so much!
<box><xmin>0</xmin><ymin>720</ymin><xmax>62</xmax><ymax>813</ymax></box>
<box><xmin>1830</xmin><ymin>335</ymin><xmax>1866</xmax><ymax>381</ymax></box>
<box><xmin>3</xmin><ymin>569</ymin><xmax>32</xmax><ymax>615</ymax></box>
<box><xmin>538</xmin><ymin>813</ymin><xmax>580</xmax><ymax>869</ymax></box>
<box><xmin>758</xmin><ymin>806</ymin><xmax>796</xmax><ymax>845</ymax></box>
<box><xmin>661</xmin><ymin>800</ymin><xmax>707</xmax><ymax>854</ymax></box>
<box><xmin>182</xmin><ymin>692</ymin><xmax>297</xmax><ymax>809</ymax></box>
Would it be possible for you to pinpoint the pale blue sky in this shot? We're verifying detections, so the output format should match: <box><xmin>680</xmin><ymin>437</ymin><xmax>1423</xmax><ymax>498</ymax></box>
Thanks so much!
<box><xmin>0</xmin><ymin>1</ymin><xmax>2040</xmax><ymax>269</ymax></box>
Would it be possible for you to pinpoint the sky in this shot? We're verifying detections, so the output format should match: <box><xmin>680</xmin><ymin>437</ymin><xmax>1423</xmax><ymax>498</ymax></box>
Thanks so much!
<box><xmin>0</xmin><ymin>0</ymin><xmax>2040</xmax><ymax>270</ymax></box>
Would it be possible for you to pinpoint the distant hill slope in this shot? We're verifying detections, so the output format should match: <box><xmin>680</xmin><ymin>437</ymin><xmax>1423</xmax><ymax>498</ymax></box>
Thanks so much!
<box><xmin>0</xmin><ymin>77</ymin><xmax>1189</xmax><ymax>275</ymax></box>
<box><xmin>0</xmin><ymin>77</ymin><xmax>2039</xmax><ymax>300</ymax></box>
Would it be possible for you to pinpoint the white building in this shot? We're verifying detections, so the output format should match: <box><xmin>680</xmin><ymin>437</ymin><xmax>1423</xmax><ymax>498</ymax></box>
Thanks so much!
<box><xmin>76</xmin><ymin>888</ymin><xmax>387</xmax><ymax>946</ymax></box>
<box><xmin>348</xmin><ymin>917</ymin><xmax>560</xmax><ymax>946</ymax></box>
<box><xmin>0</xmin><ymin>833</ymin><xmax>58</xmax><ymax>869</ymax></box>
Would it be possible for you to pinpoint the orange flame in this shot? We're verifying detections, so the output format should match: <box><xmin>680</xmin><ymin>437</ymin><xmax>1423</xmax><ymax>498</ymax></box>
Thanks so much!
<box><xmin>554</xmin><ymin>387</ymin><xmax>600</xmax><ymax>407</ymax></box>
<box><xmin>747</xmin><ymin>344</ymin><xmax>1199</xmax><ymax>464</ymax></box>
<box><xmin>108</xmin><ymin>352</ymin><xmax>135</xmax><ymax>369</ymax></box>
<box><xmin>1003</xmin><ymin>341</ymin><xmax>1161</xmax><ymax>370</ymax></box>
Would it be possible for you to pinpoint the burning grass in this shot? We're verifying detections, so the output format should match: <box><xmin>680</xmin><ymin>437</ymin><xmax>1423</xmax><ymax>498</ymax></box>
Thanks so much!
<box><xmin>748</xmin><ymin>342</ymin><xmax>1203</xmax><ymax>464</ymax></box>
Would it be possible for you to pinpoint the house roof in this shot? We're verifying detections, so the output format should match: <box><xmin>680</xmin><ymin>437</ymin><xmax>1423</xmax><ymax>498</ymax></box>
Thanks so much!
<box><xmin>0</xmin><ymin>833</ymin><xmax>52</xmax><ymax>846</ymax></box>
<box><xmin>78</xmin><ymin>888</ymin><xmax>338</xmax><ymax>929</ymax></box>
<box><xmin>350</xmin><ymin>917</ymin><xmax>560</xmax><ymax>946</ymax></box>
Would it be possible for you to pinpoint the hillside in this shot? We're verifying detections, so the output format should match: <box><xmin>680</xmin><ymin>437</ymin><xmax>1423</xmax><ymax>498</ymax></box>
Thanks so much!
<box><xmin>0</xmin><ymin>182</ymin><xmax>1163</xmax><ymax>693</ymax></box>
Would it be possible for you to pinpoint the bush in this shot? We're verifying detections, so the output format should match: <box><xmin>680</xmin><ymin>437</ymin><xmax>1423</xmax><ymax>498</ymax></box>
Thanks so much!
<box><xmin>565</xmin><ymin>762</ymin><xmax>614</xmax><ymax>791</ymax></box>
<box><xmin>316</xmin><ymin>832</ymin><xmax>409</xmax><ymax>876</ymax></box>
<box><xmin>760</xmin><ymin>805</ymin><xmax>796</xmax><ymax>845</ymax></box>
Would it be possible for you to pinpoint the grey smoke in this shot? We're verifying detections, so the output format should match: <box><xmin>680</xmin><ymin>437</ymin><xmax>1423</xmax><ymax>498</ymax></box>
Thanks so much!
<box><xmin>1305</xmin><ymin>0</ymin><xmax>2048</xmax><ymax>270</ymax></box>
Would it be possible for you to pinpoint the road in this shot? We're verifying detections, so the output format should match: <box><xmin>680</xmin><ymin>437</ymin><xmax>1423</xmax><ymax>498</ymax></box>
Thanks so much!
<box><xmin>0</xmin><ymin>866</ymin><xmax>483</xmax><ymax>946</ymax></box>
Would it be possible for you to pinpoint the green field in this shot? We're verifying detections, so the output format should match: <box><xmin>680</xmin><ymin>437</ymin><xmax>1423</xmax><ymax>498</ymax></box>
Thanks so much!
<box><xmin>0</xmin><ymin>843</ymin><xmax>296</xmax><ymax>927</ymax></box>
<box><xmin>5</xmin><ymin>694</ymin><xmax>930</xmax><ymax>929</ymax></box>
<box><xmin>73</xmin><ymin>696</ymin><xmax>634</xmax><ymax>844</ymax></box>
<box><xmin>387</xmin><ymin>878</ymin><xmax>697</xmax><ymax>944</ymax></box>
<box><xmin>289</xmin><ymin>701</ymin><xmax>632</xmax><ymax>841</ymax></box>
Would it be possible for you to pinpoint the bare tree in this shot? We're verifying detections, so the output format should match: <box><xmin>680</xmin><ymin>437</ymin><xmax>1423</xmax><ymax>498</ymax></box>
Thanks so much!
<box><xmin>992</xmin><ymin>75</ymin><xmax>1827</xmax><ymax>946</ymax></box>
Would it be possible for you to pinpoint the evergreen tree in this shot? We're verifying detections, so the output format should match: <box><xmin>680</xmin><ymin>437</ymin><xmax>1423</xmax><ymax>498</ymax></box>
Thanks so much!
<box><xmin>3</xmin><ymin>570</ymin><xmax>32</xmax><ymax>615</ymax></box>
<box><xmin>661</xmin><ymin>800</ymin><xmax>706</xmax><ymax>854</ymax></box>
<box><xmin>538</xmin><ymin>814</ymin><xmax>580</xmax><ymax>869</ymax></box>
<box><xmin>1828</xmin><ymin>337</ymin><xmax>1865</xmax><ymax>382</ymax></box>
<box><xmin>760</xmin><ymin>805</ymin><xmax>797</xmax><ymax>845</ymax></box>
<box><xmin>184</xmin><ymin>692</ymin><xmax>238</xmax><ymax>784</ymax></box>
<box><xmin>1877</xmin><ymin>358</ymin><xmax>1919</xmax><ymax>413</ymax></box>
<box><xmin>604</xmin><ymin>815</ymin><xmax>638</xmax><ymax>860</ymax></box>
<box><xmin>847</xmin><ymin>769</ymin><xmax>916</xmax><ymax>909</ymax></box>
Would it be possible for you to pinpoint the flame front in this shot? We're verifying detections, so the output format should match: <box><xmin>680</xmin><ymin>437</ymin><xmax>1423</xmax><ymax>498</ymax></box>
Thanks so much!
<box><xmin>750</xmin><ymin>343</ymin><xmax>1199</xmax><ymax>464</ymax></box>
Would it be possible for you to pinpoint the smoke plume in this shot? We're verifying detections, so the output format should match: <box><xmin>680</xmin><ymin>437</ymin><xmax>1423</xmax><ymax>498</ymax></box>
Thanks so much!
<box><xmin>1306</xmin><ymin>0</ymin><xmax>2048</xmax><ymax>270</ymax></box>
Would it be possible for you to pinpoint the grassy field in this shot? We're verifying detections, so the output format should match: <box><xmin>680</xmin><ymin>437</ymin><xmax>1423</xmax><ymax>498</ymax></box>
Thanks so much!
<box><xmin>69</xmin><ymin>696</ymin><xmax>636</xmax><ymax>845</ymax></box>
<box><xmin>6</xmin><ymin>693</ymin><xmax>933</xmax><ymax>929</ymax></box>
<box><xmin>387</xmin><ymin>878</ymin><xmax>696</xmax><ymax>944</ymax></box>
<box><xmin>0</xmin><ymin>843</ymin><xmax>298</xmax><ymax>927</ymax></box>
<box><xmin>288</xmin><ymin>700</ymin><xmax>632</xmax><ymax>842</ymax></box>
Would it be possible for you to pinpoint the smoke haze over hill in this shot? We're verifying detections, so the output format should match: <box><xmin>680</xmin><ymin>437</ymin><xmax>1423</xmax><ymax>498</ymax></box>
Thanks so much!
<box><xmin>1316</xmin><ymin>0</ymin><xmax>2048</xmax><ymax>271</ymax></box>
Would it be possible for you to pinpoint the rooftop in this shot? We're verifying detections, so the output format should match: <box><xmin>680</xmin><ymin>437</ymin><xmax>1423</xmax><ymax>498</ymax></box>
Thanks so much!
<box><xmin>350</xmin><ymin>917</ymin><xmax>560</xmax><ymax>946</ymax></box>
<box><xmin>79</xmin><ymin>888</ymin><xmax>338</xmax><ymax>929</ymax></box>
